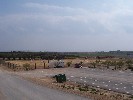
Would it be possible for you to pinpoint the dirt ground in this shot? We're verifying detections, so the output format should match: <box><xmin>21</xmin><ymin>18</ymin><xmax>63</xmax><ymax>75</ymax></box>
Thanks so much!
<box><xmin>1</xmin><ymin>65</ymin><xmax>133</xmax><ymax>100</ymax></box>
<box><xmin>0</xmin><ymin>91</ymin><xmax>5</xmax><ymax>100</ymax></box>
<box><xmin>21</xmin><ymin>76</ymin><xmax>133</xmax><ymax>100</ymax></box>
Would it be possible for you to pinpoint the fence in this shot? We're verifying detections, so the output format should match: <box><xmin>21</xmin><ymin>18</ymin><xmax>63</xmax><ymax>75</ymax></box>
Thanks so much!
<box><xmin>0</xmin><ymin>60</ymin><xmax>47</xmax><ymax>70</ymax></box>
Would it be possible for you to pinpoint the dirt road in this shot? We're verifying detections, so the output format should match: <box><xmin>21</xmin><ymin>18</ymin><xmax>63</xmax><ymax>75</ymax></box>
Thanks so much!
<box><xmin>0</xmin><ymin>68</ymin><xmax>90</xmax><ymax>100</ymax></box>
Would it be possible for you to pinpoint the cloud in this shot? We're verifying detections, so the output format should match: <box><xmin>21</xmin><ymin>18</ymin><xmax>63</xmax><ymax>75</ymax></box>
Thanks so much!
<box><xmin>23</xmin><ymin>2</ymin><xmax>133</xmax><ymax>34</ymax></box>
<box><xmin>1</xmin><ymin>1</ymin><xmax>133</xmax><ymax>51</ymax></box>
<box><xmin>24</xmin><ymin>2</ymin><xmax>88</xmax><ymax>15</ymax></box>
<box><xmin>1</xmin><ymin>2</ymin><xmax>133</xmax><ymax>36</ymax></box>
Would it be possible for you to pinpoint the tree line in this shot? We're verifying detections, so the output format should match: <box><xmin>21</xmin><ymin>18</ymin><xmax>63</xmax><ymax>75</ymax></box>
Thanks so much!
<box><xmin>0</xmin><ymin>51</ymin><xmax>79</xmax><ymax>60</ymax></box>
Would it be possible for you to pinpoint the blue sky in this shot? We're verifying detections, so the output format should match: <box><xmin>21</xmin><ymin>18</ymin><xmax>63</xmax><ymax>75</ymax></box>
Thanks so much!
<box><xmin>0</xmin><ymin>0</ymin><xmax>133</xmax><ymax>52</ymax></box>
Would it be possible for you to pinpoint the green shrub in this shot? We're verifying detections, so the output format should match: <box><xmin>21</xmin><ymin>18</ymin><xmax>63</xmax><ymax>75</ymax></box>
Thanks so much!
<box><xmin>66</xmin><ymin>62</ymin><xmax>72</xmax><ymax>67</ymax></box>
<box><xmin>23</xmin><ymin>63</ymin><xmax>31</xmax><ymax>71</ymax></box>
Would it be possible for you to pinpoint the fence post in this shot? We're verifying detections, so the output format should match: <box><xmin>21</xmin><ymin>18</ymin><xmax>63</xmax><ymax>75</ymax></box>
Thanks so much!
<box><xmin>10</xmin><ymin>63</ymin><xmax>11</xmax><ymax>68</ymax></box>
<box><xmin>35</xmin><ymin>63</ymin><xmax>36</xmax><ymax>69</ymax></box>
<box><xmin>44</xmin><ymin>63</ymin><xmax>45</xmax><ymax>69</ymax></box>
<box><xmin>13</xmin><ymin>64</ymin><xmax>15</xmax><ymax>69</ymax></box>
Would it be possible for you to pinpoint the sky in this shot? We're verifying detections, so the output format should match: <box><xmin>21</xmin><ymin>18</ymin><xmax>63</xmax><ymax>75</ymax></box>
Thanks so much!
<box><xmin>0</xmin><ymin>0</ymin><xmax>133</xmax><ymax>52</ymax></box>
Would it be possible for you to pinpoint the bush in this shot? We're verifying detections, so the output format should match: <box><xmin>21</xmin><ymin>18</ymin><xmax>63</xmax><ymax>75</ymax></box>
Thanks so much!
<box><xmin>129</xmin><ymin>95</ymin><xmax>133</xmax><ymax>99</ymax></box>
<box><xmin>0</xmin><ymin>60</ymin><xmax>5</xmax><ymax>64</ymax></box>
<box><xmin>66</xmin><ymin>62</ymin><xmax>72</xmax><ymax>67</ymax></box>
<box><xmin>23</xmin><ymin>63</ymin><xmax>31</xmax><ymax>71</ymax></box>
<box><xmin>128</xmin><ymin>66</ymin><xmax>133</xmax><ymax>71</ymax></box>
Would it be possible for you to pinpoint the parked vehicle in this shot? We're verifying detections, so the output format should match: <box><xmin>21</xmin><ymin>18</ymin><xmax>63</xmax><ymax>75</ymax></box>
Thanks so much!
<box><xmin>49</xmin><ymin>60</ymin><xmax>64</xmax><ymax>68</ymax></box>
